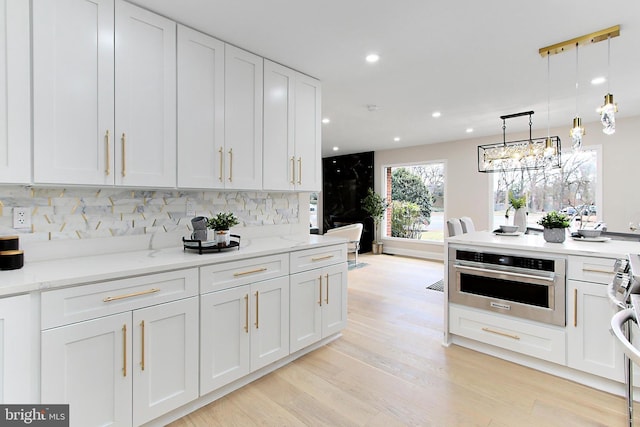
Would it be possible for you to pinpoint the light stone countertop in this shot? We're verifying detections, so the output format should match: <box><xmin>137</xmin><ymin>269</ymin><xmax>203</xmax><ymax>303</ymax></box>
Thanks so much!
<box><xmin>446</xmin><ymin>230</ymin><xmax>640</xmax><ymax>259</ymax></box>
<box><xmin>0</xmin><ymin>234</ymin><xmax>346</xmax><ymax>298</ymax></box>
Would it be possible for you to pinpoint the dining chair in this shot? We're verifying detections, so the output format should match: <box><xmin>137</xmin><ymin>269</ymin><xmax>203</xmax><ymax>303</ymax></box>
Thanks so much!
<box><xmin>446</xmin><ymin>218</ymin><xmax>464</xmax><ymax>237</ymax></box>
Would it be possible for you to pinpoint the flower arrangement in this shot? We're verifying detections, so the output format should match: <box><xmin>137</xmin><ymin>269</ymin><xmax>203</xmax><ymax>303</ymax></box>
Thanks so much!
<box><xmin>537</xmin><ymin>211</ymin><xmax>571</xmax><ymax>229</ymax></box>
<box><xmin>207</xmin><ymin>212</ymin><xmax>239</xmax><ymax>230</ymax></box>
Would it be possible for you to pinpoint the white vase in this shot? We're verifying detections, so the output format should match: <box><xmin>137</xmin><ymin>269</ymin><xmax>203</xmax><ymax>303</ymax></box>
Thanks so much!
<box><xmin>513</xmin><ymin>208</ymin><xmax>527</xmax><ymax>233</ymax></box>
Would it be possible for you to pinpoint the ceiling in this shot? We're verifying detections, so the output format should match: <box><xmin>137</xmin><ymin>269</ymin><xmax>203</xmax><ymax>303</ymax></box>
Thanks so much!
<box><xmin>130</xmin><ymin>0</ymin><xmax>640</xmax><ymax>157</ymax></box>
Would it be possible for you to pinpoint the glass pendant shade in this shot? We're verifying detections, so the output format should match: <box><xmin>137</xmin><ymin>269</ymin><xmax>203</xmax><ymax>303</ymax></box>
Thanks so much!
<box><xmin>570</xmin><ymin>116</ymin><xmax>584</xmax><ymax>149</ymax></box>
<box><xmin>599</xmin><ymin>93</ymin><xmax>617</xmax><ymax>135</ymax></box>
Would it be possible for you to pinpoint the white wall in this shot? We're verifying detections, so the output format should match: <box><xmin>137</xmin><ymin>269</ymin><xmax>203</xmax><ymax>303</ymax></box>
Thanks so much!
<box><xmin>375</xmin><ymin>114</ymin><xmax>640</xmax><ymax>260</ymax></box>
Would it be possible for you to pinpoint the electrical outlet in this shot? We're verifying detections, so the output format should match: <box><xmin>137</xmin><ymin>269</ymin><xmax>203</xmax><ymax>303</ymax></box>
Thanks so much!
<box><xmin>186</xmin><ymin>199</ymin><xmax>196</xmax><ymax>217</ymax></box>
<box><xmin>13</xmin><ymin>207</ymin><xmax>31</xmax><ymax>229</ymax></box>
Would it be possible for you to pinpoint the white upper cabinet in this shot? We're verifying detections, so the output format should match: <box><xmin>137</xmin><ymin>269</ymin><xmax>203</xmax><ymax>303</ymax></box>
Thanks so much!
<box><xmin>0</xmin><ymin>0</ymin><xmax>30</xmax><ymax>184</ymax></box>
<box><xmin>224</xmin><ymin>45</ymin><xmax>263</xmax><ymax>190</ymax></box>
<box><xmin>33</xmin><ymin>0</ymin><xmax>177</xmax><ymax>187</ymax></box>
<box><xmin>263</xmin><ymin>60</ymin><xmax>321</xmax><ymax>191</ymax></box>
<box><xmin>33</xmin><ymin>0</ymin><xmax>115</xmax><ymax>186</ymax></box>
<box><xmin>177</xmin><ymin>25</ymin><xmax>225</xmax><ymax>189</ymax></box>
<box><xmin>115</xmin><ymin>1</ymin><xmax>176</xmax><ymax>187</ymax></box>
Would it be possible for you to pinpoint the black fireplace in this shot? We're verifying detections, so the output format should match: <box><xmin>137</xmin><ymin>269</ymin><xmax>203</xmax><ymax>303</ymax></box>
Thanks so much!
<box><xmin>322</xmin><ymin>151</ymin><xmax>374</xmax><ymax>253</ymax></box>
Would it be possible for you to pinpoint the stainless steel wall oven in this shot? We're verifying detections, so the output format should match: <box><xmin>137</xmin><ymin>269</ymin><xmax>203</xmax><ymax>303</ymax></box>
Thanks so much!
<box><xmin>448</xmin><ymin>247</ymin><xmax>566</xmax><ymax>326</ymax></box>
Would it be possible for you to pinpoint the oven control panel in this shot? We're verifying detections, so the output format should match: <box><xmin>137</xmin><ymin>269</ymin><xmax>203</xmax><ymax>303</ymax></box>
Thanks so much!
<box><xmin>455</xmin><ymin>250</ymin><xmax>555</xmax><ymax>272</ymax></box>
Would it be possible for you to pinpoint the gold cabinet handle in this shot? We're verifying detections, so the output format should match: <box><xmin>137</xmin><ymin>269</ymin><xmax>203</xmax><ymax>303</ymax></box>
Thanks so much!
<box><xmin>122</xmin><ymin>324</ymin><xmax>127</xmax><ymax>377</ymax></box>
<box><xmin>218</xmin><ymin>147</ymin><xmax>223</xmax><ymax>182</ymax></box>
<box><xmin>228</xmin><ymin>148</ymin><xmax>233</xmax><ymax>182</ymax></box>
<box><xmin>481</xmin><ymin>327</ymin><xmax>520</xmax><ymax>340</ymax></box>
<box><xmin>121</xmin><ymin>133</ymin><xmax>126</xmax><ymax>177</ymax></box>
<box><xmin>140</xmin><ymin>320</ymin><xmax>145</xmax><ymax>371</ymax></box>
<box><xmin>297</xmin><ymin>157</ymin><xmax>302</xmax><ymax>184</ymax></box>
<box><xmin>103</xmin><ymin>288</ymin><xmax>160</xmax><ymax>302</ymax></box>
<box><xmin>573</xmin><ymin>288</ymin><xmax>578</xmax><ymax>327</ymax></box>
<box><xmin>582</xmin><ymin>267</ymin><xmax>614</xmax><ymax>274</ymax></box>
<box><xmin>233</xmin><ymin>267</ymin><xmax>267</xmax><ymax>277</ymax></box>
<box><xmin>244</xmin><ymin>294</ymin><xmax>249</xmax><ymax>333</ymax></box>
<box><xmin>290</xmin><ymin>157</ymin><xmax>296</xmax><ymax>184</ymax></box>
<box><xmin>318</xmin><ymin>275</ymin><xmax>323</xmax><ymax>307</ymax></box>
<box><xmin>254</xmin><ymin>291</ymin><xmax>259</xmax><ymax>329</ymax></box>
<box><xmin>312</xmin><ymin>255</ymin><xmax>334</xmax><ymax>262</ymax></box>
<box><xmin>325</xmin><ymin>273</ymin><xmax>329</xmax><ymax>304</ymax></box>
<box><xmin>105</xmin><ymin>130</ymin><xmax>111</xmax><ymax>176</ymax></box>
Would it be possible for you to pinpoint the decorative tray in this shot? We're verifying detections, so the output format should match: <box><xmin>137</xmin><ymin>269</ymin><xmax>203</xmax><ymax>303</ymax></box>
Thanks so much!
<box><xmin>571</xmin><ymin>235</ymin><xmax>611</xmax><ymax>242</ymax></box>
<box><xmin>182</xmin><ymin>234</ymin><xmax>241</xmax><ymax>254</ymax></box>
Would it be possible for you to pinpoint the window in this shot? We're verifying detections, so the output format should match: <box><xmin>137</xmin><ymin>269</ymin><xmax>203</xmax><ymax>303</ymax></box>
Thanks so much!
<box><xmin>384</xmin><ymin>162</ymin><xmax>445</xmax><ymax>242</ymax></box>
<box><xmin>492</xmin><ymin>147</ymin><xmax>600</xmax><ymax>230</ymax></box>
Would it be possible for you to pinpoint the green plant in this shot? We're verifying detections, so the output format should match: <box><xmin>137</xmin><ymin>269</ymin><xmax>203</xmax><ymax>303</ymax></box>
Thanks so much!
<box><xmin>361</xmin><ymin>188</ymin><xmax>389</xmax><ymax>243</ymax></box>
<box><xmin>537</xmin><ymin>211</ymin><xmax>571</xmax><ymax>229</ymax></box>
<box><xmin>391</xmin><ymin>200</ymin><xmax>423</xmax><ymax>239</ymax></box>
<box><xmin>207</xmin><ymin>212</ymin><xmax>239</xmax><ymax>230</ymax></box>
<box><xmin>505</xmin><ymin>191</ymin><xmax>526</xmax><ymax>219</ymax></box>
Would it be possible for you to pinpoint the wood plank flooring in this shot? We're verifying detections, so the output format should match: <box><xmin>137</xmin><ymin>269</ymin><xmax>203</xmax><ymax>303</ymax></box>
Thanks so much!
<box><xmin>169</xmin><ymin>253</ymin><xmax>634</xmax><ymax>426</ymax></box>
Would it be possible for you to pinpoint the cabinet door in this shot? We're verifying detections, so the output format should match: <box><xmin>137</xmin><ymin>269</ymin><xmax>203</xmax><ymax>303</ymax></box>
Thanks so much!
<box><xmin>567</xmin><ymin>280</ymin><xmax>624</xmax><ymax>382</ymax></box>
<box><xmin>200</xmin><ymin>286</ymin><xmax>250</xmax><ymax>394</ymax></box>
<box><xmin>263</xmin><ymin>60</ymin><xmax>295</xmax><ymax>191</ymax></box>
<box><xmin>115</xmin><ymin>0</ymin><xmax>176</xmax><ymax>187</ymax></box>
<box><xmin>0</xmin><ymin>0</ymin><xmax>30</xmax><ymax>183</ymax></box>
<box><xmin>177</xmin><ymin>25</ymin><xmax>225</xmax><ymax>189</ymax></box>
<box><xmin>0</xmin><ymin>295</ymin><xmax>32</xmax><ymax>403</ymax></box>
<box><xmin>294</xmin><ymin>74</ymin><xmax>322</xmax><ymax>191</ymax></box>
<box><xmin>33</xmin><ymin>0</ymin><xmax>115</xmax><ymax>185</ymax></box>
<box><xmin>250</xmin><ymin>277</ymin><xmax>290</xmax><ymax>371</ymax></box>
<box><xmin>132</xmin><ymin>297</ymin><xmax>198</xmax><ymax>426</ymax></box>
<box><xmin>42</xmin><ymin>312</ymin><xmax>132</xmax><ymax>427</ymax></box>
<box><xmin>290</xmin><ymin>269</ymin><xmax>323</xmax><ymax>353</ymax></box>
<box><xmin>224</xmin><ymin>45</ymin><xmax>263</xmax><ymax>189</ymax></box>
<box><xmin>322</xmin><ymin>262</ymin><xmax>348</xmax><ymax>337</ymax></box>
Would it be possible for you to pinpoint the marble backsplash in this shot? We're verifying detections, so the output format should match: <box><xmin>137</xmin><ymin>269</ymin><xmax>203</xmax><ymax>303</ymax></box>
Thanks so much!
<box><xmin>0</xmin><ymin>186</ymin><xmax>300</xmax><ymax>243</ymax></box>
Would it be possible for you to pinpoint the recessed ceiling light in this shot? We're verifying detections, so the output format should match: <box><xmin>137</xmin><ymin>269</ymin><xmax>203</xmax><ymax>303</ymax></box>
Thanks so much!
<box><xmin>432</xmin><ymin>111</ymin><xmax>441</xmax><ymax>118</ymax></box>
<box><xmin>466</xmin><ymin>128</ymin><xmax>474</xmax><ymax>133</ymax></box>
<box><xmin>322</xmin><ymin>118</ymin><xmax>330</xmax><ymax>124</ymax></box>
<box><xmin>393</xmin><ymin>137</ymin><xmax>401</xmax><ymax>142</ymax></box>
<box><xmin>332</xmin><ymin>146</ymin><xmax>339</xmax><ymax>151</ymax></box>
<box><xmin>591</xmin><ymin>76</ymin><xmax>606</xmax><ymax>85</ymax></box>
<box><xmin>365</xmin><ymin>53</ymin><xmax>380</xmax><ymax>63</ymax></box>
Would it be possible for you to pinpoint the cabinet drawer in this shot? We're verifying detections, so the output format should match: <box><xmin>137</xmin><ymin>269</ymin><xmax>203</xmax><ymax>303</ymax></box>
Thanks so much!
<box><xmin>200</xmin><ymin>254</ymin><xmax>289</xmax><ymax>293</ymax></box>
<box><xmin>449</xmin><ymin>304</ymin><xmax>566</xmax><ymax>365</ymax></box>
<box><xmin>567</xmin><ymin>256</ymin><xmax>616</xmax><ymax>284</ymax></box>
<box><xmin>290</xmin><ymin>244</ymin><xmax>347</xmax><ymax>274</ymax></box>
<box><xmin>42</xmin><ymin>269</ymin><xmax>198</xmax><ymax>329</ymax></box>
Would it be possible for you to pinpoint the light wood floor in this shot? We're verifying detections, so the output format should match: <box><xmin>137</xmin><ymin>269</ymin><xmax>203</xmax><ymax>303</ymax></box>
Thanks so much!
<box><xmin>170</xmin><ymin>253</ymin><xmax>634</xmax><ymax>426</ymax></box>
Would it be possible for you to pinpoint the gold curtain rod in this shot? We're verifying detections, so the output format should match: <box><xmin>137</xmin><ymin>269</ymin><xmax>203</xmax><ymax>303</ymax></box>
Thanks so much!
<box><xmin>539</xmin><ymin>25</ymin><xmax>620</xmax><ymax>57</ymax></box>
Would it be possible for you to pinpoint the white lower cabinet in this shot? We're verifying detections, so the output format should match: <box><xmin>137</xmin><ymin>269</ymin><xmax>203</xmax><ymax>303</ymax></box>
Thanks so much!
<box><xmin>0</xmin><ymin>294</ymin><xmax>33</xmax><ymax>403</ymax></box>
<box><xmin>41</xmin><ymin>270</ymin><xmax>199</xmax><ymax>427</ymax></box>
<box><xmin>567</xmin><ymin>281</ymin><xmax>624</xmax><ymax>382</ymax></box>
<box><xmin>290</xmin><ymin>263</ymin><xmax>348</xmax><ymax>353</ymax></box>
<box><xmin>200</xmin><ymin>276</ymin><xmax>289</xmax><ymax>394</ymax></box>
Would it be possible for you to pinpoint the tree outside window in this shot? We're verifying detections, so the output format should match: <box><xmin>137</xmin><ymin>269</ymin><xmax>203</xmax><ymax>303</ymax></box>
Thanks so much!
<box><xmin>384</xmin><ymin>163</ymin><xmax>445</xmax><ymax>242</ymax></box>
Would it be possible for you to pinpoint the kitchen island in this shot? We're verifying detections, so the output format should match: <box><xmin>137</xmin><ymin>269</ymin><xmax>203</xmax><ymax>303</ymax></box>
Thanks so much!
<box><xmin>1</xmin><ymin>234</ymin><xmax>348</xmax><ymax>427</ymax></box>
<box><xmin>445</xmin><ymin>230</ymin><xmax>640</xmax><ymax>398</ymax></box>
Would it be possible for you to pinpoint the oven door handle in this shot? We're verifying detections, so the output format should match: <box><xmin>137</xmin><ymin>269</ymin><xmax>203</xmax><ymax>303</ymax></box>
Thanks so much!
<box><xmin>454</xmin><ymin>264</ymin><xmax>555</xmax><ymax>284</ymax></box>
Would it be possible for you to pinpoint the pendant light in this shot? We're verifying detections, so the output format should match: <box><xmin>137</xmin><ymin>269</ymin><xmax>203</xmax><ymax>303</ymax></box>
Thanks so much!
<box><xmin>598</xmin><ymin>36</ymin><xmax>617</xmax><ymax>135</ymax></box>
<box><xmin>569</xmin><ymin>43</ymin><xmax>585</xmax><ymax>149</ymax></box>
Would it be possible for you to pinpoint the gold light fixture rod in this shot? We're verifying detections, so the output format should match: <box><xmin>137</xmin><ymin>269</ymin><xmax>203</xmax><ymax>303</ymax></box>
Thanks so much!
<box><xmin>539</xmin><ymin>25</ymin><xmax>620</xmax><ymax>57</ymax></box>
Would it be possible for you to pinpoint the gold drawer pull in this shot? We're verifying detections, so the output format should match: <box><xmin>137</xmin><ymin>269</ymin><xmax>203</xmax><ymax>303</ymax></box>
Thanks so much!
<box><xmin>318</xmin><ymin>275</ymin><xmax>322</xmax><ymax>306</ymax></box>
<box><xmin>254</xmin><ymin>291</ymin><xmax>259</xmax><ymax>329</ymax></box>
<box><xmin>233</xmin><ymin>267</ymin><xmax>267</xmax><ymax>277</ymax></box>
<box><xmin>290</xmin><ymin>157</ymin><xmax>295</xmax><ymax>184</ymax></box>
<box><xmin>121</xmin><ymin>132</ymin><xmax>126</xmax><ymax>177</ymax></box>
<box><xmin>582</xmin><ymin>267</ymin><xmax>614</xmax><ymax>274</ymax></box>
<box><xmin>122</xmin><ymin>324</ymin><xmax>127</xmax><ymax>377</ymax></box>
<box><xmin>140</xmin><ymin>320</ymin><xmax>145</xmax><ymax>371</ymax></box>
<box><xmin>218</xmin><ymin>147</ymin><xmax>223</xmax><ymax>182</ymax></box>
<box><xmin>105</xmin><ymin>130</ymin><xmax>111</xmax><ymax>176</ymax></box>
<box><xmin>481</xmin><ymin>327</ymin><xmax>520</xmax><ymax>340</ymax></box>
<box><xmin>244</xmin><ymin>294</ymin><xmax>249</xmax><ymax>333</ymax></box>
<box><xmin>311</xmin><ymin>255</ymin><xmax>334</xmax><ymax>262</ymax></box>
<box><xmin>297</xmin><ymin>157</ymin><xmax>302</xmax><ymax>185</ymax></box>
<box><xmin>228</xmin><ymin>148</ymin><xmax>233</xmax><ymax>182</ymax></box>
<box><xmin>103</xmin><ymin>288</ymin><xmax>160</xmax><ymax>302</ymax></box>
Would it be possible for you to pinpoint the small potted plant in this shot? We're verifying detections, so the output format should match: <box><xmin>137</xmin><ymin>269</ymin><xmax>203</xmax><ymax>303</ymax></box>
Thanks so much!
<box><xmin>505</xmin><ymin>191</ymin><xmax>527</xmax><ymax>232</ymax></box>
<box><xmin>207</xmin><ymin>212</ymin><xmax>239</xmax><ymax>246</ymax></box>
<box><xmin>537</xmin><ymin>211</ymin><xmax>570</xmax><ymax>243</ymax></box>
<box><xmin>361</xmin><ymin>188</ymin><xmax>389</xmax><ymax>254</ymax></box>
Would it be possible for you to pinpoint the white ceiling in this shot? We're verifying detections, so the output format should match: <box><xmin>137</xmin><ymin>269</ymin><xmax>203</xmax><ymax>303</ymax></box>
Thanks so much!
<box><xmin>130</xmin><ymin>0</ymin><xmax>640</xmax><ymax>157</ymax></box>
